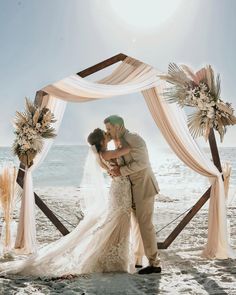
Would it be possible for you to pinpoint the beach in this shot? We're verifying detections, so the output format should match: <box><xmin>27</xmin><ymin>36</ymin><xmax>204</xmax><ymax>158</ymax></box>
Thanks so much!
<box><xmin>0</xmin><ymin>145</ymin><xmax>235</xmax><ymax>294</ymax></box>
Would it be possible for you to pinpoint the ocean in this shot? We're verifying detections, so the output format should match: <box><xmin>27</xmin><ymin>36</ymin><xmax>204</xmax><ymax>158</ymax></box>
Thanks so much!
<box><xmin>0</xmin><ymin>145</ymin><xmax>235</xmax><ymax>197</ymax></box>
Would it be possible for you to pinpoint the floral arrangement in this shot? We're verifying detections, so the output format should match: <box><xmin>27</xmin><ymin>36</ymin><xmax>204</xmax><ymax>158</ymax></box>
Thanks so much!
<box><xmin>160</xmin><ymin>64</ymin><xmax>236</xmax><ymax>141</ymax></box>
<box><xmin>0</xmin><ymin>165</ymin><xmax>17</xmax><ymax>251</ymax></box>
<box><xmin>12</xmin><ymin>98</ymin><xmax>57</xmax><ymax>167</ymax></box>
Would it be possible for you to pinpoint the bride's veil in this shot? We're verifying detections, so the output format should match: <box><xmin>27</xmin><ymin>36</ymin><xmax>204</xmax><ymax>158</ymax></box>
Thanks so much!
<box><xmin>79</xmin><ymin>145</ymin><xmax>108</xmax><ymax>217</ymax></box>
<box><xmin>0</xmin><ymin>145</ymin><xmax>110</xmax><ymax>276</ymax></box>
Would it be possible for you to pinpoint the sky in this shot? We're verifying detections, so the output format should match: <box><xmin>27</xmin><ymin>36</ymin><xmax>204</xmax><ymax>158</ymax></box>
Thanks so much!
<box><xmin>0</xmin><ymin>0</ymin><xmax>236</xmax><ymax>148</ymax></box>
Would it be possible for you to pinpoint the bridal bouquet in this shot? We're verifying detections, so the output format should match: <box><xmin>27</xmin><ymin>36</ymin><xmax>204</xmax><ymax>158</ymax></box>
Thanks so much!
<box><xmin>160</xmin><ymin>64</ymin><xmax>236</xmax><ymax>141</ymax></box>
<box><xmin>12</xmin><ymin>98</ymin><xmax>57</xmax><ymax>167</ymax></box>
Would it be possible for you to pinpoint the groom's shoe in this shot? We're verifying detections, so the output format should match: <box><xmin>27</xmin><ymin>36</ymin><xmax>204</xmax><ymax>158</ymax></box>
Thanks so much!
<box><xmin>138</xmin><ymin>265</ymin><xmax>162</xmax><ymax>275</ymax></box>
<box><xmin>135</xmin><ymin>264</ymin><xmax>143</xmax><ymax>268</ymax></box>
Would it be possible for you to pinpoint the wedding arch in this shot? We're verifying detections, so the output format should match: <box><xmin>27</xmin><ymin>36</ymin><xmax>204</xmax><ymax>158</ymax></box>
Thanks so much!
<box><xmin>15</xmin><ymin>53</ymin><xmax>234</xmax><ymax>259</ymax></box>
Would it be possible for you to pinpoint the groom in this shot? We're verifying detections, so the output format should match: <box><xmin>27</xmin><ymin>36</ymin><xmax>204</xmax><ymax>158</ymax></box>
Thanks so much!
<box><xmin>104</xmin><ymin>115</ymin><xmax>161</xmax><ymax>274</ymax></box>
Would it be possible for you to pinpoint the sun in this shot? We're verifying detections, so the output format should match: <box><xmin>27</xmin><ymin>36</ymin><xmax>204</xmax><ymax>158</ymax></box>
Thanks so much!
<box><xmin>109</xmin><ymin>0</ymin><xmax>183</xmax><ymax>31</ymax></box>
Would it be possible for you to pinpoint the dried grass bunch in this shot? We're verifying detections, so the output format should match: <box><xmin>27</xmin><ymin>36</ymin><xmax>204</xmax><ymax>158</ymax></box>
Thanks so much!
<box><xmin>0</xmin><ymin>166</ymin><xmax>17</xmax><ymax>249</ymax></box>
<box><xmin>160</xmin><ymin>64</ymin><xmax>236</xmax><ymax>141</ymax></box>
<box><xmin>12</xmin><ymin>98</ymin><xmax>56</xmax><ymax>167</ymax></box>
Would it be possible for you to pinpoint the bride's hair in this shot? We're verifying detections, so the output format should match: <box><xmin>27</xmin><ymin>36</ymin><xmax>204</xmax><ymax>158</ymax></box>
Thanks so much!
<box><xmin>87</xmin><ymin>128</ymin><xmax>105</xmax><ymax>152</ymax></box>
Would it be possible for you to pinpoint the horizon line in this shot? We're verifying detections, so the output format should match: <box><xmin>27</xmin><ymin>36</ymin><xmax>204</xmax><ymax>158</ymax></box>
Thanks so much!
<box><xmin>0</xmin><ymin>144</ymin><xmax>236</xmax><ymax>148</ymax></box>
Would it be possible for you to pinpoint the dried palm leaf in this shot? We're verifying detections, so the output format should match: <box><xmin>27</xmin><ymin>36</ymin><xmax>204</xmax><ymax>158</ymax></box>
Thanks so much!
<box><xmin>217</xmin><ymin>101</ymin><xmax>234</xmax><ymax>116</ymax></box>
<box><xmin>42</xmin><ymin>128</ymin><xmax>57</xmax><ymax>139</ymax></box>
<box><xmin>181</xmin><ymin>65</ymin><xmax>199</xmax><ymax>84</ymax></box>
<box><xmin>187</xmin><ymin>110</ymin><xmax>205</xmax><ymax>138</ymax></box>
<box><xmin>25</xmin><ymin>97</ymin><xmax>36</xmax><ymax>116</ymax></box>
<box><xmin>159</xmin><ymin>63</ymin><xmax>191</xmax><ymax>87</ymax></box>
<box><xmin>215</xmin><ymin>74</ymin><xmax>221</xmax><ymax>99</ymax></box>
<box><xmin>195</xmin><ymin>68</ymin><xmax>207</xmax><ymax>84</ymax></box>
<box><xmin>206</xmin><ymin>66</ymin><xmax>213</xmax><ymax>92</ymax></box>
<box><xmin>14</xmin><ymin>111</ymin><xmax>28</xmax><ymax>125</ymax></box>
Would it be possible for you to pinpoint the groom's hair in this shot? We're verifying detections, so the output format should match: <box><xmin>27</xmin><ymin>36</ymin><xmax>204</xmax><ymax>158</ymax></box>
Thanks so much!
<box><xmin>104</xmin><ymin>115</ymin><xmax>124</xmax><ymax>126</ymax></box>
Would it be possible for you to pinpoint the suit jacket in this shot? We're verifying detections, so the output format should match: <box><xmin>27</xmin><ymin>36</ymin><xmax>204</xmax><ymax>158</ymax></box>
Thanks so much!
<box><xmin>119</xmin><ymin>130</ymin><xmax>160</xmax><ymax>199</ymax></box>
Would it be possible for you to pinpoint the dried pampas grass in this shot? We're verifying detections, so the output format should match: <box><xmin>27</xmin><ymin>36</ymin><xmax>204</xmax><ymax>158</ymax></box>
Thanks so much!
<box><xmin>0</xmin><ymin>166</ymin><xmax>17</xmax><ymax>250</ymax></box>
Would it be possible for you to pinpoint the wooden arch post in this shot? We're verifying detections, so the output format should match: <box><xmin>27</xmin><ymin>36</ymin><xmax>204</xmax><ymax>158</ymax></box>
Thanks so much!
<box><xmin>16</xmin><ymin>53</ymin><xmax>224</xmax><ymax>249</ymax></box>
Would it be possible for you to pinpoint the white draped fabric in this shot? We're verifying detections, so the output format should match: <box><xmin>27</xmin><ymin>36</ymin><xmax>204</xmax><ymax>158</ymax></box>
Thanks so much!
<box><xmin>143</xmin><ymin>86</ymin><xmax>235</xmax><ymax>259</ymax></box>
<box><xmin>16</xmin><ymin>56</ymin><xmax>234</xmax><ymax>259</ymax></box>
<box><xmin>42</xmin><ymin>58</ymin><xmax>160</xmax><ymax>102</ymax></box>
<box><xmin>15</xmin><ymin>96</ymin><xmax>67</xmax><ymax>254</ymax></box>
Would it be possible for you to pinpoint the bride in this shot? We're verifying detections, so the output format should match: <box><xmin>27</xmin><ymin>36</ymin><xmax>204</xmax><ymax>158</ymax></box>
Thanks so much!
<box><xmin>0</xmin><ymin>128</ymin><xmax>135</xmax><ymax>277</ymax></box>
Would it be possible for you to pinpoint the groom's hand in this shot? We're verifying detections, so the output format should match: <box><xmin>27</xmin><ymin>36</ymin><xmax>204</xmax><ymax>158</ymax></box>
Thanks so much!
<box><xmin>110</xmin><ymin>165</ymin><xmax>121</xmax><ymax>177</ymax></box>
<box><xmin>115</xmin><ymin>125</ymin><xmax>125</xmax><ymax>140</ymax></box>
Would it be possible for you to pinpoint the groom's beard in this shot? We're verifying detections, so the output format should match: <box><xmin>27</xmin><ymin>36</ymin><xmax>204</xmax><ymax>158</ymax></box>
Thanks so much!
<box><xmin>109</xmin><ymin>133</ymin><xmax>116</xmax><ymax>140</ymax></box>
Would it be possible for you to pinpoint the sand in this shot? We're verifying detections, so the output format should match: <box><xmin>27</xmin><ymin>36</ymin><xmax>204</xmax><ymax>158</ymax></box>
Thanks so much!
<box><xmin>0</xmin><ymin>186</ymin><xmax>235</xmax><ymax>295</ymax></box>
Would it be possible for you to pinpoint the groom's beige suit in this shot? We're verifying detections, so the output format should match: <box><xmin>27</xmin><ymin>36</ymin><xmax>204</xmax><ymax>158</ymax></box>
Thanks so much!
<box><xmin>119</xmin><ymin>130</ymin><xmax>160</xmax><ymax>266</ymax></box>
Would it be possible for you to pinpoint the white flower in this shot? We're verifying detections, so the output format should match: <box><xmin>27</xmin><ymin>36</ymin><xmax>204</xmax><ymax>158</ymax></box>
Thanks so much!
<box><xmin>198</xmin><ymin>101</ymin><xmax>206</xmax><ymax>110</ymax></box>
<box><xmin>187</xmin><ymin>89</ymin><xmax>196</xmax><ymax>97</ymax></box>
<box><xmin>36</xmin><ymin>123</ymin><xmax>41</xmax><ymax>129</ymax></box>
<box><xmin>22</xmin><ymin>143</ymin><xmax>30</xmax><ymax>151</ymax></box>
<box><xmin>199</xmin><ymin>92</ymin><xmax>208</xmax><ymax>101</ymax></box>
<box><xmin>199</xmin><ymin>82</ymin><xmax>208</xmax><ymax>92</ymax></box>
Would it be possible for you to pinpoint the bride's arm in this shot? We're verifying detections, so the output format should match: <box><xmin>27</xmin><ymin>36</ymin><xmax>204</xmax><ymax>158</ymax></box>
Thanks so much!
<box><xmin>101</xmin><ymin>145</ymin><xmax>130</xmax><ymax>161</ymax></box>
<box><xmin>102</xmin><ymin>127</ymin><xmax>130</xmax><ymax>161</ymax></box>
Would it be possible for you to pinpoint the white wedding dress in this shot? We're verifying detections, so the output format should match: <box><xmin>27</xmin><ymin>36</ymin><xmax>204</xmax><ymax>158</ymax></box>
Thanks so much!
<box><xmin>0</xmin><ymin>150</ymin><xmax>135</xmax><ymax>277</ymax></box>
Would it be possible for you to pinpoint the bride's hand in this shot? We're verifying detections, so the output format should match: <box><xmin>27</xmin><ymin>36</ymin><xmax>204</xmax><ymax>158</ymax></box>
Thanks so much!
<box><xmin>110</xmin><ymin>165</ymin><xmax>121</xmax><ymax>177</ymax></box>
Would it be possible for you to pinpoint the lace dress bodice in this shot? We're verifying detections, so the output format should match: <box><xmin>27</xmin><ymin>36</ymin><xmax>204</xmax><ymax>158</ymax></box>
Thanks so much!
<box><xmin>99</xmin><ymin>153</ymin><xmax>132</xmax><ymax>214</ymax></box>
